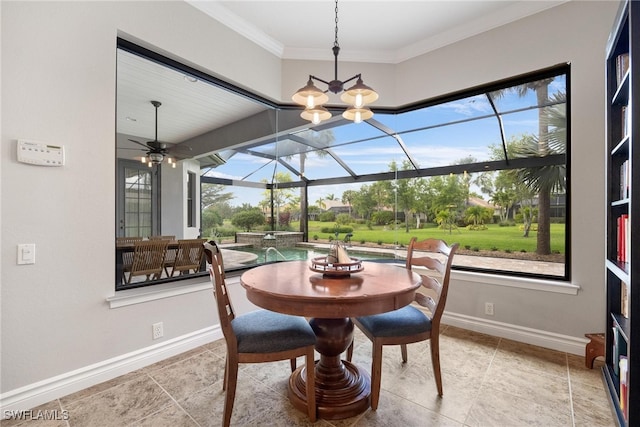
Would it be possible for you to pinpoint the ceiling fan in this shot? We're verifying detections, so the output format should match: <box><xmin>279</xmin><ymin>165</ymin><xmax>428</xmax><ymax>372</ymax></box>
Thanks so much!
<box><xmin>127</xmin><ymin>100</ymin><xmax>191</xmax><ymax>168</ymax></box>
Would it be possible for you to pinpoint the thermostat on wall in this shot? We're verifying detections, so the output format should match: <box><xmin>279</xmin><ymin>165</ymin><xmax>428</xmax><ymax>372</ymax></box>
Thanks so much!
<box><xmin>17</xmin><ymin>140</ymin><xmax>65</xmax><ymax>166</ymax></box>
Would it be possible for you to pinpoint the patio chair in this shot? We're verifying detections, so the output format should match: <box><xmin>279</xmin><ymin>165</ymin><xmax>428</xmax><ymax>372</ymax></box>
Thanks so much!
<box><xmin>347</xmin><ymin>237</ymin><xmax>458</xmax><ymax>409</ymax></box>
<box><xmin>124</xmin><ymin>239</ymin><xmax>169</xmax><ymax>284</ymax></box>
<box><xmin>116</xmin><ymin>236</ymin><xmax>143</xmax><ymax>273</ymax></box>
<box><xmin>165</xmin><ymin>238</ymin><xmax>207</xmax><ymax>277</ymax></box>
<box><xmin>203</xmin><ymin>241</ymin><xmax>317</xmax><ymax>426</ymax></box>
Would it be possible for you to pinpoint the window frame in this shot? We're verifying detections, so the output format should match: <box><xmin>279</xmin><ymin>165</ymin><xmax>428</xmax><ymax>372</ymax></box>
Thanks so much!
<box><xmin>115</xmin><ymin>39</ymin><xmax>570</xmax><ymax>291</ymax></box>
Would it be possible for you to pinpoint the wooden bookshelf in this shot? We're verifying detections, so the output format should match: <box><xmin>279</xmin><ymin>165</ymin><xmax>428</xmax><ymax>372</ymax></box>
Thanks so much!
<box><xmin>603</xmin><ymin>1</ymin><xmax>639</xmax><ymax>425</ymax></box>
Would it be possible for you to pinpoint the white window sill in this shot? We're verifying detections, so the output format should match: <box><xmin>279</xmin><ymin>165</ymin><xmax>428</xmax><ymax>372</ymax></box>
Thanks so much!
<box><xmin>107</xmin><ymin>277</ymin><xmax>213</xmax><ymax>308</ymax></box>
<box><xmin>452</xmin><ymin>270</ymin><xmax>579</xmax><ymax>294</ymax></box>
<box><xmin>106</xmin><ymin>265</ymin><xmax>578</xmax><ymax>309</ymax></box>
<box><xmin>404</xmin><ymin>263</ymin><xmax>579</xmax><ymax>295</ymax></box>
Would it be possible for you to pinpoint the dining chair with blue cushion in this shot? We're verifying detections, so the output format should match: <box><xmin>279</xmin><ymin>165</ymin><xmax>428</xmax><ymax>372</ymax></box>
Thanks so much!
<box><xmin>203</xmin><ymin>241</ymin><xmax>317</xmax><ymax>426</ymax></box>
<box><xmin>347</xmin><ymin>237</ymin><xmax>458</xmax><ymax>410</ymax></box>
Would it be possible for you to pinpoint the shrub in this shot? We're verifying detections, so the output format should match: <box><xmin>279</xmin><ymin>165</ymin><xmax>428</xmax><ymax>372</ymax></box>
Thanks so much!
<box><xmin>491</xmin><ymin>246</ymin><xmax>498</xmax><ymax>251</ymax></box>
<box><xmin>466</xmin><ymin>224</ymin><xmax>488</xmax><ymax>231</ymax></box>
<box><xmin>313</xmin><ymin>234</ymin><xmax>318</xmax><ymax>240</ymax></box>
<box><xmin>231</xmin><ymin>209</ymin><xmax>265</xmax><ymax>231</ymax></box>
<box><xmin>318</xmin><ymin>211</ymin><xmax>336</xmax><ymax>222</ymax></box>
<box><xmin>371</xmin><ymin>211</ymin><xmax>394</xmax><ymax>225</ymax></box>
<box><xmin>472</xmin><ymin>247</ymin><xmax>480</xmax><ymax>252</ymax></box>
<box><xmin>519</xmin><ymin>224</ymin><xmax>538</xmax><ymax>232</ymax></box>
<box><xmin>320</xmin><ymin>226</ymin><xmax>353</xmax><ymax>234</ymax></box>
<box><xmin>360</xmin><ymin>239</ymin><xmax>366</xmax><ymax>244</ymax></box>
<box><xmin>465</xmin><ymin>245</ymin><xmax>471</xmax><ymax>250</ymax></box>
<box><xmin>377</xmin><ymin>240</ymin><xmax>383</xmax><ymax>245</ymax></box>
<box><xmin>336</xmin><ymin>213</ymin><xmax>352</xmax><ymax>225</ymax></box>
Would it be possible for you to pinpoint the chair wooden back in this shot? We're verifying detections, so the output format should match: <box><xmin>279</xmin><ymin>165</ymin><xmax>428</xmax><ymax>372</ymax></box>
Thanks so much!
<box><xmin>117</xmin><ymin>237</ymin><xmax>144</xmax><ymax>270</ymax></box>
<box><xmin>127</xmin><ymin>239</ymin><xmax>169</xmax><ymax>283</ymax></box>
<box><xmin>149</xmin><ymin>235</ymin><xmax>176</xmax><ymax>241</ymax></box>
<box><xmin>116</xmin><ymin>236</ymin><xmax>143</xmax><ymax>244</ymax></box>
<box><xmin>405</xmin><ymin>238</ymin><xmax>458</xmax><ymax>328</ymax></box>
<box><xmin>168</xmin><ymin>238</ymin><xmax>207</xmax><ymax>276</ymax></box>
<box><xmin>203</xmin><ymin>242</ymin><xmax>236</xmax><ymax>347</ymax></box>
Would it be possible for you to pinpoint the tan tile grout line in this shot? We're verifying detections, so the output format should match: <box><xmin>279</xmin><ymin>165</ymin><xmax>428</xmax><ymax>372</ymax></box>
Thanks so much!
<box><xmin>565</xmin><ymin>353</ymin><xmax>576</xmax><ymax>427</ymax></box>
<box><xmin>461</xmin><ymin>336</ymin><xmax>502</xmax><ymax>426</ymax></box>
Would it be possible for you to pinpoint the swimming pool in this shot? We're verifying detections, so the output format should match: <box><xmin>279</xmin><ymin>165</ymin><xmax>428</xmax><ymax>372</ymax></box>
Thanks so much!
<box><xmin>228</xmin><ymin>246</ymin><xmax>397</xmax><ymax>265</ymax></box>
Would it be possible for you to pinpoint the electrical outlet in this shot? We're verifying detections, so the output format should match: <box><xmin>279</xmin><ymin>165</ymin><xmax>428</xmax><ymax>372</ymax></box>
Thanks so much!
<box><xmin>485</xmin><ymin>302</ymin><xmax>495</xmax><ymax>316</ymax></box>
<box><xmin>152</xmin><ymin>322</ymin><xmax>163</xmax><ymax>340</ymax></box>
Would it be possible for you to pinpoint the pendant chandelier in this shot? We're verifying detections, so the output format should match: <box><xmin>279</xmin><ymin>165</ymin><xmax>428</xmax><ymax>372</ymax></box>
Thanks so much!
<box><xmin>292</xmin><ymin>0</ymin><xmax>378</xmax><ymax>125</ymax></box>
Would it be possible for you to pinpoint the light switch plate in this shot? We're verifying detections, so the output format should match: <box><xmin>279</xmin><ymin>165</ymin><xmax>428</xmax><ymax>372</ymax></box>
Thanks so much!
<box><xmin>17</xmin><ymin>140</ymin><xmax>65</xmax><ymax>166</ymax></box>
<box><xmin>17</xmin><ymin>244</ymin><xmax>36</xmax><ymax>265</ymax></box>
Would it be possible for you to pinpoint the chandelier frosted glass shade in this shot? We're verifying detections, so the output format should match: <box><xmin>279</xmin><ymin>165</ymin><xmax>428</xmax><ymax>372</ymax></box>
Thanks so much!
<box><xmin>340</xmin><ymin>77</ymin><xmax>379</xmax><ymax>108</ymax></box>
<box><xmin>292</xmin><ymin>78</ymin><xmax>329</xmax><ymax>108</ymax></box>
<box><xmin>301</xmin><ymin>105</ymin><xmax>332</xmax><ymax>125</ymax></box>
<box><xmin>342</xmin><ymin>106</ymin><xmax>373</xmax><ymax>124</ymax></box>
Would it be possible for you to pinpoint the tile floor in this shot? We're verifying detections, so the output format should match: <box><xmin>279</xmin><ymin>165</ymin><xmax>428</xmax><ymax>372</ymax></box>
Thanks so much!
<box><xmin>1</xmin><ymin>325</ymin><xmax>615</xmax><ymax>427</ymax></box>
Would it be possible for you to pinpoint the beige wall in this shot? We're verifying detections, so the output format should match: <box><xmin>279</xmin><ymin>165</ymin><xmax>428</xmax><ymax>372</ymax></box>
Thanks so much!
<box><xmin>1</xmin><ymin>0</ymin><xmax>621</xmax><ymax>410</ymax></box>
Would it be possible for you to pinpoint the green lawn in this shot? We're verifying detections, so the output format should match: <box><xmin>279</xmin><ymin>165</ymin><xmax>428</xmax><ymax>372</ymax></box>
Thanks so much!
<box><xmin>299</xmin><ymin>221</ymin><xmax>565</xmax><ymax>254</ymax></box>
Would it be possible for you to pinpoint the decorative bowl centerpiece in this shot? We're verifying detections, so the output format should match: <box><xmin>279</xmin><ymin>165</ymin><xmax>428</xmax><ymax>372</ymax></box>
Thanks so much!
<box><xmin>309</xmin><ymin>241</ymin><xmax>364</xmax><ymax>276</ymax></box>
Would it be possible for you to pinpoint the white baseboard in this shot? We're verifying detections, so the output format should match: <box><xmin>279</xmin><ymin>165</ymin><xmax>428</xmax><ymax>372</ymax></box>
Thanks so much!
<box><xmin>0</xmin><ymin>326</ymin><xmax>222</xmax><ymax>416</ymax></box>
<box><xmin>442</xmin><ymin>311</ymin><xmax>589</xmax><ymax>355</ymax></box>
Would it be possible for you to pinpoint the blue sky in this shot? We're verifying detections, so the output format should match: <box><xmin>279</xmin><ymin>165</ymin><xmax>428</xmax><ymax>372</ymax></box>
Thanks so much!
<box><xmin>205</xmin><ymin>75</ymin><xmax>565</xmax><ymax>208</ymax></box>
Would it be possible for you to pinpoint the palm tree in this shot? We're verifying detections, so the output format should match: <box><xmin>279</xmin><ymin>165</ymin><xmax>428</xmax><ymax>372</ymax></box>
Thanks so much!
<box><xmin>514</xmin><ymin>91</ymin><xmax>566</xmax><ymax>254</ymax></box>
<box><xmin>284</xmin><ymin>130</ymin><xmax>335</xmax><ymax>236</ymax></box>
<box><xmin>491</xmin><ymin>81</ymin><xmax>565</xmax><ymax>255</ymax></box>
<box><xmin>342</xmin><ymin>190</ymin><xmax>357</xmax><ymax>216</ymax></box>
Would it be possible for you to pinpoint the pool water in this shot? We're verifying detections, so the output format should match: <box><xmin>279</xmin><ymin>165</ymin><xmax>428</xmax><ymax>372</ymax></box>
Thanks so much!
<box><xmin>233</xmin><ymin>246</ymin><xmax>394</xmax><ymax>264</ymax></box>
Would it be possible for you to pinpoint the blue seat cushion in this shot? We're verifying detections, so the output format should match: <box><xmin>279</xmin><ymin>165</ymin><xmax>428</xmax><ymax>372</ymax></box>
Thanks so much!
<box><xmin>232</xmin><ymin>310</ymin><xmax>316</xmax><ymax>353</ymax></box>
<box><xmin>356</xmin><ymin>305</ymin><xmax>432</xmax><ymax>338</ymax></box>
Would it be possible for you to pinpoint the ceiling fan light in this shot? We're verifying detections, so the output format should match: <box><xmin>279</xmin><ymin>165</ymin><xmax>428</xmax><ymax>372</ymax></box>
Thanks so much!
<box><xmin>341</xmin><ymin>77</ymin><xmax>379</xmax><ymax>107</ymax></box>
<box><xmin>141</xmin><ymin>156</ymin><xmax>147</xmax><ymax>164</ymax></box>
<box><xmin>300</xmin><ymin>105</ymin><xmax>332</xmax><ymax>124</ymax></box>
<box><xmin>292</xmin><ymin>78</ymin><xmax>329</xmax><ymax>108</ymax></box>
<box><xmin>342</xmin><ymin>106</ymin><xmax>373</xmax><ymax>124</ymax></box>
<box><xmin>149</xmin><ymin>152</ymin><xmax>164</xmax><ymax>163</ymax></box>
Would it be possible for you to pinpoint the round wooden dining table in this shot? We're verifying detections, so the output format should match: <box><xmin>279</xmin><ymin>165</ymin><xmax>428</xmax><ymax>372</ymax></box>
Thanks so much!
<box><xmin>240</xmin><ymin>260</ymin><xmax>421</xmax><ymax>420</ymax></box>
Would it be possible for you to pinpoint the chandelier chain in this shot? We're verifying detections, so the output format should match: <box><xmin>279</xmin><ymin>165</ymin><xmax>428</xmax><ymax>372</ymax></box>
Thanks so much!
<box><xmin>334</xmin><ymin>0</ymin><xmax>339</xmax><ymax>48</ymax></box>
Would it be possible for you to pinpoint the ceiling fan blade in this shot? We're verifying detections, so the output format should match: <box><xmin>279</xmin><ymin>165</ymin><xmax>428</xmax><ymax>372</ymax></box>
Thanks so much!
<box><xmin>128</xmin><ymin>138</ymin><xmax>149</xmax><ymax>149</ymax></box>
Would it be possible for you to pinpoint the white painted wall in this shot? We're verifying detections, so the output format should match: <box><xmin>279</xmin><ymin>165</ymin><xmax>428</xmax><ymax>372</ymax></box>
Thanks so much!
<box><xmin>1</xmin><ymin>0</ymin><xmax>621</xmax><ymax>411</ymax></box>
<box><xmin>160</xmin><ymin>159</ymin><xmax>201</xmax><ymax>239</ymax></box>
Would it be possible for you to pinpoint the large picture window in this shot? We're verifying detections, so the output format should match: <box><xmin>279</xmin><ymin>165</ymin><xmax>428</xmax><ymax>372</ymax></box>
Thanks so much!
<box><xmin>116</xmin><ymin>39</ymin><xmax>569</xmax><ymax>291</ymax></box>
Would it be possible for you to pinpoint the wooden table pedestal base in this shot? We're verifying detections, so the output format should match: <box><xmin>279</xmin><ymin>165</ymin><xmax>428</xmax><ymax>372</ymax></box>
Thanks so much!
<box><xmin>288</xmin><ymin>317</ymin><xmax>371</xmax><ymax>420</ymax></box>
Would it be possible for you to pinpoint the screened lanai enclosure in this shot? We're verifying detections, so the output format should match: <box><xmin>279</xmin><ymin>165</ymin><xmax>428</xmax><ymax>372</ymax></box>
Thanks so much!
<box><xmin>116</xmin><ymin>39</ymin><xmax>569</xmax><ymax>290</ymax></box>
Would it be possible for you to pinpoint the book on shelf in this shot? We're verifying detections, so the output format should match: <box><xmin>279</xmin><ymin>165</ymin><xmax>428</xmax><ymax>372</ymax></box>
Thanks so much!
<box><xmin>622</xmin><ymin>106</ymin><xmax>630</xmax><ymax>139</ymax></box>
<box><xmin>620</xmin><ymin>356</ymin><xmax>629</xmax><ymax>421</ymax></box>
<box><xmin>613</xmin><ymin>326</ymin><xmax>620</xmax><ymax>375</ymax></box>
<box><xmin>616</xmin><ymin>52</ymin><xmax>630</xmax><ymax>86</ymax></box>
<box><xmin>617</xmin><ymin>214</ymin><xmax>630</xmax><ymax>263</ymax></box>
<box><xmin>620</xmin><ymin>159</ymin><xmax>630</xmax><ymax>199</ymax></box>
<box><xmin>621</xmin><ymin>280</ymin><xmax>629</xmax><ymax>318</ymax></box>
